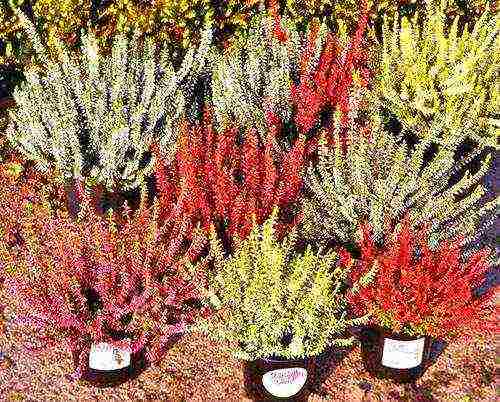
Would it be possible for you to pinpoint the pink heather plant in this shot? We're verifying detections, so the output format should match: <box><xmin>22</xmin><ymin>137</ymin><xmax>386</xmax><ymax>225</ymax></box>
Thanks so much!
<box><xmin>1</xmin><ymin>181</ymin><xmax>209</xmax><ymax>381</ymax></box>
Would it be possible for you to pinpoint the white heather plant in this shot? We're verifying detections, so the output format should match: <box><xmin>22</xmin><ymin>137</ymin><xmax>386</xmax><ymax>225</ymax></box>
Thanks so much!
<box><xmin>300</xmin><ymin>109</ymin><xmax>498</xmax><ymax>252</ymax></box>
<box><xmin>377</xmin><ymin>0</ymin><xmax>499</xmax><ymax>150</ymax></box>
<box><xmin>6</xmin><ymin>6</ymin><xmax>212</xmax><ymax>191</ymax></box>
<box><xmin>210</xmin><ymin>10</ymin><xmax>330</xmax><ymax>139</ymax></box>
<box><xmin>187</xmin><ymin>209</ymin><xmax>370</xmax><ymax>361</ymax></box>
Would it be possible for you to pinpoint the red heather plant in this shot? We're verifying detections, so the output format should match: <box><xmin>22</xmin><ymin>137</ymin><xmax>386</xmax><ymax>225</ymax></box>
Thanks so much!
<box><xmin>1</xmin><ymin>188</ymin><xmax>209</xmax><ymax>381</ymax></box>
<box><xmin>291</xmin><ymin>0</ymin><xmax>370</xmax><ymax>148</ymax></box>
<box><xmin>346</xmin><ymin>218</ymin><xmax>498</xmax><ymax>341</ymax></box>
<box><xmin>153</xmin><ymin>107</ymin><xmax>306</xmax><ymax>249</ymax></box>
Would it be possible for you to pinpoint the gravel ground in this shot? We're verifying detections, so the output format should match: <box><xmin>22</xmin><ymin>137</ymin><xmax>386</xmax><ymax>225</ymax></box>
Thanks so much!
<box><xmin>0</xmin><ymin>295</ymin><xmax>496</xmax><ymax>402</ymax></box>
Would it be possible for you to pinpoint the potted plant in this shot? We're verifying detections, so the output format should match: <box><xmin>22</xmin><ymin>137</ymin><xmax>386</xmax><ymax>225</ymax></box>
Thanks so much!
<box><xmin>346</xmin><ymin>218</ymin><xmax>498</xmax><ymax>383</ymax></box>
<box><xmin>188</xmin><ymin>208</ymin><xmax>371</xmax><ymax>401</ymax></box>
<box><xmin>1</xmin><ymin>188</ymin><xmax>209</xmax><ymax>387</ymax></box>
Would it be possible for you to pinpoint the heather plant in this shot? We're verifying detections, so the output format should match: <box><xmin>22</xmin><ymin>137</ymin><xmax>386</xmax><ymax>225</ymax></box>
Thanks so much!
<box><xmin>376</xmin><ymin>0</ymin><xmax>499</xmax><ymax>150</ymax></box>
<box><xmin>188</xmin><ymin>209</ymin><xmax>371</xmax><ymax>361</ymax></box>
<box><xmin>5</xmin><ymin>6</ymin><xmax>212</xmax><ymax>192</ymax></box>
<box><xmin>1</xmin><ymin>187</ymin><xmax>209</xmax><ymax>380</ymax></box>
<box><xmin>210</xmin><ymin>3</ymin><xmax>370</xmax><ymax>153</ymax></box>
<box><xmin>346</xmin><ymin>218</ymin><xmax>498</xmax><ymax>340</ymax></box>
<box><xmin>291</xmin><ymin>0</ymin><xmax>370</xmax><ymax>139</ymax></box>
<box><xmin>210</xmin><ymin>8</ymin><xmax>321</xmax><ymax>139</ymax></box>
<box><xmin>153</xmin><ymin>107</ymin><xmax>306</xmax><ymax>250</ymax></box>
<box><xmin>300</xmin><ymin>110</ymin><xmax>497</xmax><ymax>251</ymax></box>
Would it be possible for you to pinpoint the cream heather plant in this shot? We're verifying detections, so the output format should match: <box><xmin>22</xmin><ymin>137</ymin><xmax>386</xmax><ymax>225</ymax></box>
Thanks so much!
<box><xmin>300</xmin><ymin>110</ymin><xmax>497</xmax><ymax>252</ymax></box>
<box><xmin>5</xmin><ymin>5</ymin><xmax>212</xmax><ymax>191</ymax></box>
<box><xmin>376</xmin><ymin>0</ymin><xmax>499</xmax><ymax>151</ymax></box>
<box><xmin>187</xmin><ymin>209</ymin><xmax>371</xmax><ymax>361</ymax></box>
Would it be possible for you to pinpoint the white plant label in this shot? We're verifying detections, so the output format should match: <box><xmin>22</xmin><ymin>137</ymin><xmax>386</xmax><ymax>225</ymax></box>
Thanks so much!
<box><xmin>262</xmin><ymin>367</ymin><xmax>307</xmax><ymax>398</ymax></box>
<box><xmin>381</xmin><ymin>337</ymin><xmax>425</xmax><ymax>369</ymax></box>
<box><xmin>88</xmin><ymin>342</ymin><xmax>131</xmax><ymax>371</ymax></box>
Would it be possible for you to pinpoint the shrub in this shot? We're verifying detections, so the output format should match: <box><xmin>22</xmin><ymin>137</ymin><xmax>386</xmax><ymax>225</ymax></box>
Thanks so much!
<box><xmin>376</xmin><ymin>0</ymin><xmax>499</xmax><ymax>150</ymax></box>
<box><xmin>153</xmin><ymin>107</ymin><xmax>306</xmax><ymax>250</ymax></box>
<box><xmin>22</xmin><ymin>0</ymin><xmax>261</xmax><ymax>56</ymax></box>
<box><xmin>188</xmin><ymin>209</ymin><xmax>371</xmax><ymax>360</ymax></box>
<box><xmin>1</xmin><ymin>188</ymin><xmax>209</xmax><ymax>380</ymax></box>
<box><xmin>210</xmin><ymin>4</ymin><xmax>370</xmax><ymax>152</ymax></box>
<box><xmin>210</xmin><ymin>9</ymin><xmax>318</xmax><ymax>139</ymax></box>
<box><xmin>6</xmin><ymin>7</ymin><xmax>212</xmax><ymax>192</ymax></box>
<box><xmin>93</xmin><ymin>0</ymin><xmax>262</xmax><ymax>49</ymax></box>
<box><xmin>346</xmin><ymin>217</ymin><xmax>498</xmax><ymax>340</ymax></box>
<box><xmin>299</xmin><ymin>109</ymin><xmax>497</xmax><ymax>250</ymax></box>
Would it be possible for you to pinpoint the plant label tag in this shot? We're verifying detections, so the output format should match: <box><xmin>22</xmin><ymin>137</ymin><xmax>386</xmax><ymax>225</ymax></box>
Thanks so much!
<box><xmin>88</xmin><ymin>342</ymin><xmax>131</xmax><ymax>371</ymax></box>
<box><xmin>381</xmin><ymin>337</ymin><xmax>425</xmax><ymax>369</ymax></box>
<box><xmin>262</xmin><ymin>367</ymin><xmax>307</xmax><ymax>398</ymax></box>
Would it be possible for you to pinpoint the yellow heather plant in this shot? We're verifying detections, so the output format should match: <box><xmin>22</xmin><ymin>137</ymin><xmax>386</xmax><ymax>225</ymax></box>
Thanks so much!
<box><xmin>187</xmin><ymin>209</ymin><xmax>371</xmax><ymax>361</ymax></box>
<box><xmin>300</xmin><ymin>109</ymin><xmax>497</xmax><ymax>252</ymax></box>
<box><xmin>376</xmin><ymin>0</ymin><xmax>499</xmax><ymax>150</ymax></box>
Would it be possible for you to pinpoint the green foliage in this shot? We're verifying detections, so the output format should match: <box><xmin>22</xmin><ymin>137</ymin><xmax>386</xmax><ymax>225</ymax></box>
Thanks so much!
<box><xmin>376</xmin><ymin>0</ymin><xmax>499</xmax><ymax>149</ymax></box>
<box><xmin>18</xmin><ymin>0</ymin><xmax>261</xmax><ymax>54</ymax></box>
<box><xmin>96</xmin><ymin>0</ymin><xmax>261</xmax><ymax>49</ymax></box>
<box><xmin>31</xmin><ymin>0</ymin><xmax>89</xmax><ymax>49</ymax></box>
<box><xmin>300</xmin><ymin>108</ymin><xmax>497</xmax><ymax>250</ymax></box>
<box><xmin>5</xmin><ymin>7</ymin><xmax>212</xmax><ymax>191</ymax></box>
<box><xmin>189</xmin><ymin>209</ymin><xmax>370</xmax><ymax>361</ymax></box>
<box><xmin>281</xmin><ymin>0</ymin><xmax>371</xmax><ymax>33</ymax></box>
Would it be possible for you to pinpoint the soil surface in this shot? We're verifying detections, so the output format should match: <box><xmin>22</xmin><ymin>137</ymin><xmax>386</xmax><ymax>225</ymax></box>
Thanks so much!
<box><xmin>0</xmin><ymin>298</ymin><xmax>496</xmax><ymax>402</ymax></box>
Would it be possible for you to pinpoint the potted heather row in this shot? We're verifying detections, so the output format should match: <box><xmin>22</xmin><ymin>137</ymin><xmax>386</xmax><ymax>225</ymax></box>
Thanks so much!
<box><xmin>346</xmin><ymin>219</ymin><xmax>498</xmax><ymax>383</ymax></box>
<box><xmin>189</xmin><ymin>209</ymin><xmax>371</xmax><ymax>401</ymax></box>
<box><xmin>1</xmin><ymin>190</ymin><xmax>208</xmax><ymax>387</ymax></box>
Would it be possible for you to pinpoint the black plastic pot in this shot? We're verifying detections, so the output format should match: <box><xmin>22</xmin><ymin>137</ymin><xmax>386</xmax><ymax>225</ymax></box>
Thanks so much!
<box><xmin>243</xmin><ymin>355</ymin><xmax>317</xmax><ymax>401</ymax></box>
<box><xmin>360</xmin><ymin>326</ymin><xmax>436</xmax><ymax>384</ymax></box>
<box><xmin>73</xmin><ymin>342</ymin><xmax>147</xmax><ymax>388</ymax></box>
